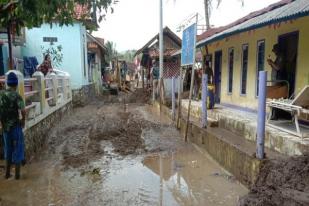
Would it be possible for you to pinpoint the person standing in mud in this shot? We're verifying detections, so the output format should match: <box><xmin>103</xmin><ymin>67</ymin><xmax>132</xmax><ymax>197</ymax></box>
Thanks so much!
<box><xmin>0</xmin><ymin>72</ymin><xmax>26</xmax><ymax>180</ymax></box>
<box><xmin>135</xmin><ymin>72</ymin><xmax>139</xmax><ymax>88</ymax></box>
<box><xmin>193</xmin><ymin>68</ymin><xmax>202</xmax><ymax>100</ymax></box>
<box><xmin>151</xmin><ymin>60</ymin><xmax>160</xmax><ymax>98</ymax></box>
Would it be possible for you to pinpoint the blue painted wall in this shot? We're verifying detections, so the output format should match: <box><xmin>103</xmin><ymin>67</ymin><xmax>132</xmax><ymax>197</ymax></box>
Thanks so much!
<box><xmin>22</xmin><ymin>23</ymin><xmax>89</xmax><ymax>89</ymax></box>
<box><xmin>0</xmin><ymin>32</ymin><xmax>23</xmax><ymax>74</ymax></box>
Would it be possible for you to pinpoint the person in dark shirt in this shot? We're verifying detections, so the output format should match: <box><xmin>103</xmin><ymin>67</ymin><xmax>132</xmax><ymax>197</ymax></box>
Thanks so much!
<box><xmin>193</xmin><ymin>68</ymin><xmax>202</xmax><ymax>100</ymax></box>
<box><xmin>151</xmin><ymin>61</ymin><xmax>160</xmax><ymax>97</ymax></box>
<box><xmin>0</xmin><ymin>72</ymin><xmax>26</xmax><ymax>179</ymax></box>
<box><xmin>267</xmin><ymin>44</ymin><xmax>289</xmax><ymax>120</ymax></box>
<box><xmin>204</xmin><ymin>64</ymin><xmax>214</xmax><ymax>84</ymax></box>
<box><xmin>267</xmin><ymin>44</ymin><xmax>286</xmax><ymax>81</ymax></box>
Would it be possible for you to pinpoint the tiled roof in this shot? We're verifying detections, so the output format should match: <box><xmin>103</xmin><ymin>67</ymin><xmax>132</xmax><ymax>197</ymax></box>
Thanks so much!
<box><xmin>95</xmin><ymin>37</ymin><xmax>105</xmax><ymax>46</ymax></box>
<box><xmin>149</xmin><ymin>48</ymin><xmax>179</xmax><ymax>58</ymax></box>
<box><xmin>197</xmin><ymin>0</ymin><xmax>309</xmax><ymax>47</ymax></box>
<box><xmin>135</xmin><ymin>27</ymin><xmax>182</xmax><ymax>57</ymax></box>
<box><xmin>87</xmin><ymin>33</ymin><xmax>107</xmax><ymax>51</ymax></box>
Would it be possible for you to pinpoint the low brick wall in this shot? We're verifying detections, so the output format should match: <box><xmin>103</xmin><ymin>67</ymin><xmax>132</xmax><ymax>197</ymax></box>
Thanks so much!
<box><xmin>24</xmin><ymin>102</ymin><xmax>72</xmax><ymax>159</ymax></box>
<box><xmin>72</xmin><ymin>83</ymin><xmax>96</xmax><ymax>107</ymax></box>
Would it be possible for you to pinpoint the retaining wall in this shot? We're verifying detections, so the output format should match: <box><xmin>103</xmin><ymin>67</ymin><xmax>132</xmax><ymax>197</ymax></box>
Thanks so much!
<box><xmin>72</xmin><ymin>83</ymin><xmax>96</xmax><ymax>107</ymax></box>
<box><xmin>153</xmin><ymin>102</ymin><xmax>263</xmax><ymax>187</ymax></box>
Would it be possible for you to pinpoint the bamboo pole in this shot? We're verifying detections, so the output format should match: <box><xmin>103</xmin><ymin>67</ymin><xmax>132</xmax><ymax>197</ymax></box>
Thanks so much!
<box><xmin>177</xmin><ymin>67</ymin><xmax>183</xmax><ymax>128</ymax></box>
<box><xmin>184</xmin><ymin>14</ymin><xmax>198</xmax><ymax>142</ymax></box>
<box><xmin>185</xmin><ymin>66</ymin><xmax>195</xmax><ymax>142</ymax></box>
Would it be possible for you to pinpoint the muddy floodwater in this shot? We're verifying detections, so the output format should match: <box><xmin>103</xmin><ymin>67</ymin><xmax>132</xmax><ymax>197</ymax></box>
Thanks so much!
<box><xmin>0</xmin><ymin>101</ymin><xmax>247</xmax><ymax>206</ymax></box>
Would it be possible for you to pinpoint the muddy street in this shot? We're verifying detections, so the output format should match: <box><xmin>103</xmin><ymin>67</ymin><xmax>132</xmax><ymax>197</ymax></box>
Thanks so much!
<box><xmin>0</xmin><ymin>97</ymin><xmax>247</xmax><ymax>206</ymax></box>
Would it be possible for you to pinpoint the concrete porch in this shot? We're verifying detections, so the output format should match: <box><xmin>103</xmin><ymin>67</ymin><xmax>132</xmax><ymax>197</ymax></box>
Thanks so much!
<box><xmin>181</xmin><ymin>100</ymin><xmax>309</xmax><ymax>156</ymax></box>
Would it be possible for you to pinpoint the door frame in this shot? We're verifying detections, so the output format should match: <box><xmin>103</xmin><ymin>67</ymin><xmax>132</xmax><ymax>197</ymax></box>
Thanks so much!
<box><xmin>278</xmin><ymin>30</ymin><xmax>299</xmax><ymax>97</ymax></box>
<box><xmin>214</xmin><ymin>50</ymin><xmax>222</xmax><ymax>103</ymax></box>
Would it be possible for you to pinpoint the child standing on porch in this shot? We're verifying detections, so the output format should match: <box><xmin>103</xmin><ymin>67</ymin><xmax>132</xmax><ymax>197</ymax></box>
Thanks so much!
<box><xmin>0</xmin><ymin>72</ymin><xmax>26</xmax><ymax>180</ymax></box>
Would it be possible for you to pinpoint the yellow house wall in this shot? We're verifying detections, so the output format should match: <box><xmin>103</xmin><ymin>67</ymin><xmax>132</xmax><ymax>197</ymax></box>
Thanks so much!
<box><xmin>201</xmin><ymin>16</ymin><xmax>309</xmax><ymax>110</ymax></box>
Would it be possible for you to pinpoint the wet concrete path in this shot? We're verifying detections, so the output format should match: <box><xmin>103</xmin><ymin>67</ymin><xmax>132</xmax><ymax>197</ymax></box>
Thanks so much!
<box><xmin>0</xmin><ymin>102</ymin><xmax>247</xmax><ymax>206</ymax></box>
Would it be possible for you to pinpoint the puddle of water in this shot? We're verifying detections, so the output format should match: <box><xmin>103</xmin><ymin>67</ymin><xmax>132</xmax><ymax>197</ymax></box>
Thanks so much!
<box><xmin>90</xmin><ymin>147</ymin><xmax>247</xmax><ymax>206</ymax></box>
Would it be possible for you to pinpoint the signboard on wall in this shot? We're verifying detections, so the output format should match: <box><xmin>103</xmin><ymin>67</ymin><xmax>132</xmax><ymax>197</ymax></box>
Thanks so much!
<box><xmin>87</xmin><ymin>42</ymin><xmax>98</xmax><ymax>49</ymax></box>
<box><xmin>181</xmin><ymin>23</ymin><xmax>197</xmax><ymax>66</ymax></box>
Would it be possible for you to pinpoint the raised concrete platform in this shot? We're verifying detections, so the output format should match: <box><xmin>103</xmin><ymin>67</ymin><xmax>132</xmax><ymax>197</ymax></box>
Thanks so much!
<box><xmin>181</xmin><ymin>100</ymin><xmax>309</xmax><ymax>156</ymax></box>
<box><xmin>152</xmin><ymin>102</ymin><xmax>284</xmax><ymax>188</ymax></box>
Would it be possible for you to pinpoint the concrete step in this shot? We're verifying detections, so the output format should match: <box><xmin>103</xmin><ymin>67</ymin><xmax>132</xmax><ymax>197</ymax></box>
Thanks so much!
<box><xmin>180</xmin><ymin>100</ymin><xmax>309</xmax><ymax>156</ymax></box>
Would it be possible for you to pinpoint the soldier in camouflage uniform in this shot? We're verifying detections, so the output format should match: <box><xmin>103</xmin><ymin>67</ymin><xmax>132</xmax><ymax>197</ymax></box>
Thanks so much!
<box><xmin>0</xmin><ymin>72</ymin><xmax>26</xmax><ymax>180</ymax></box>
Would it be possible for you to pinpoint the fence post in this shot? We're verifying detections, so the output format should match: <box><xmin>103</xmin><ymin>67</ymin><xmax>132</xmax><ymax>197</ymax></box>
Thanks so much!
<box><xmin>61</xmin><ymin>77</ymin><xmax>67</xmax><ymax>101</ymax></box>
<box><xmin>172</xmin><ymin>77</ymin><xmax>176</xmax><ymax>120</ymax></box>
<box><xmin>32</xmin><ymin>71</ymin><xmax>46</xmax><ymax>114</ymax></box>
<box><xmin>256</xmin><ymin>71</ymin><xmax>267</xmax><ymax>159</ymax></box>
<box><xmin>177</xmin><ymin>67</ymin><xmax>183</xmax><ymax>128</ymax></box>
<box><xmin>153</xmin><ymin>80</ymin><xmax>156</xmax><ymax>101</ymax></box>
<box><xmin>202</xmin><ymin>74</ymin><xmax>208</xmax><ymax>128</ymax></box>
<box><xmin>5</xmin><ymin>70</ymin><xmax>25</xmax><ymax>100</ymax></box>
<box><xmin>49</xmin><ymin>73</ymin><xmax>58</xmax><ymax>106</ymax></box>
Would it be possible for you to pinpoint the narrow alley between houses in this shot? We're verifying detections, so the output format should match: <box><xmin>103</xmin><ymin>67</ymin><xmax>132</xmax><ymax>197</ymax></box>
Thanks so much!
<box><xmin>0</xmin><ymin>90</ymin><xmax>247</xmax><ymax>206</ymax></box>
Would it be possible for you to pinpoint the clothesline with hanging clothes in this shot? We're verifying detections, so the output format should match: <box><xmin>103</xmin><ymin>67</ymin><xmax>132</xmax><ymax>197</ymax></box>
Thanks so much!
<box><xmin>23</xmin><ymin>56</ymin><xmax>39</xmax><ymax>77</ymax></box>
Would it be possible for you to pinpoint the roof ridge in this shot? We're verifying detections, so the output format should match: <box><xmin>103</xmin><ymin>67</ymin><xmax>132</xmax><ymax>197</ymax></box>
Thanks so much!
<box><xmin>197</xmin><ymin>0</ymin><xmax>298</xmax><ymax>45</ymax></box>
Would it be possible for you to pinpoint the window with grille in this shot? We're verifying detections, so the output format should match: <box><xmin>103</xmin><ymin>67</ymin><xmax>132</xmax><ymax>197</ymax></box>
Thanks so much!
<box><xmin>241</xmin><ymin>44</ymin><xmax>249</xmax><ymax>95</ymax></box>
<box><xmin>228</xmin><ymin>48</ymin><xmax>234</xmax><ymax>94</ymax></box>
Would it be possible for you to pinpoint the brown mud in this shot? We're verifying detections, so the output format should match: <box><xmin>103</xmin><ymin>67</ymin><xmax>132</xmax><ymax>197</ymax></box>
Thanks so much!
<box><xmin>239</xmin><ymin>154</ymin><xmax>309</xmax><ymax>206</ymax></box>
<box><xmin>0</xmin><ymin>90</ymin><xmax>247</xmax><ymax>206</ymax></box>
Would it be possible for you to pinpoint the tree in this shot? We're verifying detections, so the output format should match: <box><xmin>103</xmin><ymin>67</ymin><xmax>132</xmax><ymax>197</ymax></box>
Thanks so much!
<box><xmin>41</xmin><ymin>45</ymin><xmax>64</xmax><ymax>68</ymax></box>
<box><xmin>204</xmin><ymin>0</ymin><xmax>244</xmax><ymax>29</ymax></box>
<box><xmin>119</xmin><ymin>50</ymin><xmax>137</xmax><ymax>63</ymax></box>
<box><xmin>0</xmin><ymin>0</ymin><xmax>118</xmax><ymax>69</ymax></box>
<box><xmin>105</xmin><ymin>41</ymin><xmax>118</xmax><ymax>64</ymax></box>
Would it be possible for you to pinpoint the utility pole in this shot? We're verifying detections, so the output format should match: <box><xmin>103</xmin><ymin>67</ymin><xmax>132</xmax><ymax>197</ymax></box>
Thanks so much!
<box><xmin>159</xmin><ymin>0</ymin><xmax>164</xmax><ymax>110</ymax></box>
<box><xmin>204</xmin><ymin>0</ymin><xmax>210</xmax><ymax>30</ymax></box>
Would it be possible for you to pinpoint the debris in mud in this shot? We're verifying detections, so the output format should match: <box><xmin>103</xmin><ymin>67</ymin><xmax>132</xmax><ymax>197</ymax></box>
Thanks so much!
<box><xmin>46</xmin><ymin>89</ymin><xmax>160</xmax><ymax>170</ymax></box>
<box><xmin>211</xmin><ymin>172</ymin><xmax>236</xmax><ymax>182</ymax></box>
<box><xmin>239</xmin><ymin>154</ymin><xmax>309</xmax><ymax>206</ymax></box>
<box><xmin>90</xmin><ymin>110</ymin><xmax>161</xmax><ymax>156</ymax></box>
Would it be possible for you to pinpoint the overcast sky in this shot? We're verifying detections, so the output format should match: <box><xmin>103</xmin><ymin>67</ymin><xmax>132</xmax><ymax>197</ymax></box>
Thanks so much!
<box><xmin>94</xmin><ymin>0</ymin><xmax>279</xmax><ymax>52</ymax></box>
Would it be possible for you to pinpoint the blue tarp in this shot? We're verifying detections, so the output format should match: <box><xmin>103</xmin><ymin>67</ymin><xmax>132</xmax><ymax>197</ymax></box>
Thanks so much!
<box><xmin>23</xmin><ymin>57</ymin><xmax>38</xmax><ymax>77</ymax></box>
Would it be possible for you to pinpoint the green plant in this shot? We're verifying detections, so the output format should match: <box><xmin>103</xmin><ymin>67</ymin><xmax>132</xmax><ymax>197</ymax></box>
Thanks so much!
<box><xmin>41</xmin><ymin>45</ymin><xmax>64</xmax><ymax>68</ymax></box>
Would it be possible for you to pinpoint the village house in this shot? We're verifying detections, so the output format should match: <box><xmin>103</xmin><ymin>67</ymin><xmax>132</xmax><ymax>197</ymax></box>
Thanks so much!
<box><xmin>177</xmin><ymin>0</ymin><xmax>309</xmax><ymax>156</ymax></box>
<box><xmin>196</xmin><ymin>0</ymin><xmax>309</xmax><ymax>112</ymax></box>
<box><xmin>87</xmin><ymin>34</ymin><xmax>107</xmax><ymax>95</ymax></box>
<box><xmin>135</xmin><ymin>27</ymin><xmax>182</xmax><ymax>96</ymax></box>
<box><xmin>19</xmin><ymin>5</ymin><xmax>106</xmax><ymax>105</ymax></box>
<box><xmin>0</xmin><ymin>28</ymin><xmax>25</xmax><ymax>76</ymax></box>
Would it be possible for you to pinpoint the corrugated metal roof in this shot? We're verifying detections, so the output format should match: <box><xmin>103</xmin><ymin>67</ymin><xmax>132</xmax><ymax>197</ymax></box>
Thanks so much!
<box><xmin>197</xmin><ymin>0</ymin><xmax>309</xmax><ymax>47</ymax></box>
